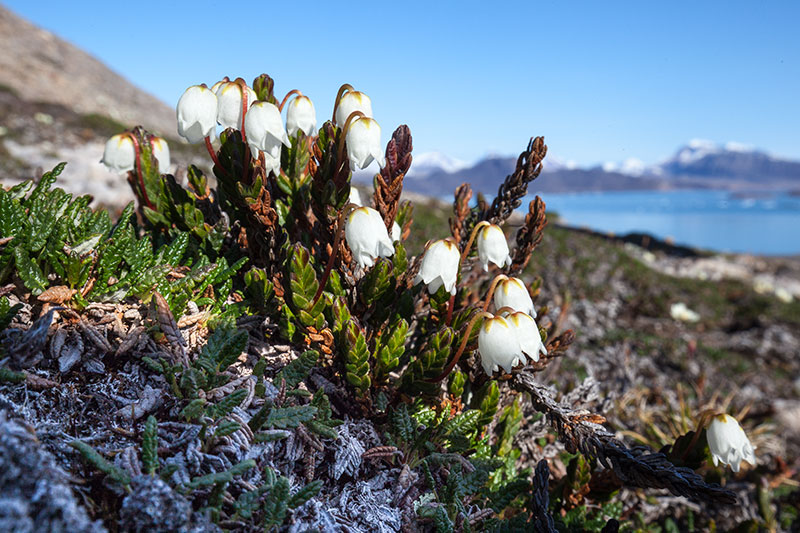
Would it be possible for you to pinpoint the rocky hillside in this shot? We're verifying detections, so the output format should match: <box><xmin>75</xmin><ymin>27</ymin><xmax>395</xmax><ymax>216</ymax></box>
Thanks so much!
<box><xmin>0</xmin><ymin>6</ymin><xmax>175</xmax><ymax>136</ymax></box>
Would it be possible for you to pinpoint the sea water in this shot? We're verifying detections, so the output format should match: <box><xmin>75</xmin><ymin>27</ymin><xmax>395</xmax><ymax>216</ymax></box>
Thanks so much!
<box><xmin>529</xmin><ymin>190</ymin><xmax>800</xmax><ymax>256</ymax></box>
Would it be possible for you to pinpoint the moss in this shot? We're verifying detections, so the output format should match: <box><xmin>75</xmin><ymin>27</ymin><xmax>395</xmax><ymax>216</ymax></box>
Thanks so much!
<box><xmin>77</xmin><ymin>113</ymin><xmax>130</xmax><ymax>137</ymax></box>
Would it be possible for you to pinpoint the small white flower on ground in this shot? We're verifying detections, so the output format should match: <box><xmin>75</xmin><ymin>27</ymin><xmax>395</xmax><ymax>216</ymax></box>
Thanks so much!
<box><xmin>391</xmin><ymin>221</ymin><xmax>402</xmax><ymax>242</ymax></box>
<box><xmin>335</xmin><ymin>90</ymin><xmax>373</xmax><ymax>127</ymax></box>
<box><xmin>216</xmin><ymin>81</ymin><xmax>257</xmax><ymax>131</ymax></box>
<box><xmin>670</xmin><ymin>302</ymin><xmax>700</xmax><ymax>322</ymax></box>
<box><xmin>494</xmin><ymin>277</ymin><xmax>536</xmax><ymax>317</ymax></box>
<box><xmin>150</xmin><ymin>136</ymin><xmax>170</xmax><ymax>173</ymax></box>
<box><xmin>348</xmin><ymin>188</ymin><xmax>362</xmax><ymax>206</ymax></box>
<box><xmin>414</xmin><ymin>239</ymin><xmax>461</xmax><ymax>295</ymax></box>
<box><xmin>244</xmin><ymin>102</ymin><xmax>291</xmax><ymax>176</ymax></box>
<box><xmin>176</xmin><ymin>85</ymin><xmax>218</xmax><ymax>143</ymax></box>
<box><xmin>286</xmin><ymin>95</ymin><xmax>317</xmax><ymax>137</ymax></box>
<box><xmin>706</xmin><ymin>414</ymin><xmax>756</xmax><ymax>472</ymax></box>
<box><xmin>507</xmin><ymin>312</ymin><xmax>546</xmax><ymax>362</ymax></box>
<box><xmin>346</xmin><ymin>117</ymin><xmax>385</xmax><ymax>170</ymax></box>
<box><xmin>476</xmin><ymin>224</ymin><xmax>512</xmax><ymax>271</ymax></box>
<box><xmin>101</xmin><ymin>134</ymin><xmax>135</xmax><ymax>173</ymax></box>
<box><xmin>775</xmin><ymin>287</ymin><xmax>793</xmax><ymax>303</ymax></box>
<box><xmin>478</xmin><ymin>315</ymin><xmax>524</xmax><ymax>375</ymax></box>
<box><xmin>344</xmin><ymin>207</ymin><xmax>394</xmax><ymax>269</ymax></box>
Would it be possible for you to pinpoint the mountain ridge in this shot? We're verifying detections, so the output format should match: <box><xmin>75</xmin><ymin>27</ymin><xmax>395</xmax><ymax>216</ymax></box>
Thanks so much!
<box><xmin>0</xmin><ymin>6</ymin><xmax>175</xmax><ymax>136</ymax></box>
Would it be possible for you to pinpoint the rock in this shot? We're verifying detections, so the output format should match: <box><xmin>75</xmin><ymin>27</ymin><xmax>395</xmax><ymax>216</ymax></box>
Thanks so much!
<box><xmin>120</xmin><ymin>476</ymin><xmax>220</xmax><ymax>533</ymax></box>
<box><xmin>0</xmin><ymin>411</ymin><xmax>104</xmax><ymax>533</ymax></box>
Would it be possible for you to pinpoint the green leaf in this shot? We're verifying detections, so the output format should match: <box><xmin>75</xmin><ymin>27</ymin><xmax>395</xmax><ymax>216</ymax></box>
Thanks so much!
<box><xmin>266</xmin><ymin>405</ymin><xmax>317</xmax><ymax>429</ymax></box>
<box><xmin>187</xmin><ymin>459</ymin><xmax>256</xmax><ymax>489</ymax></box>
<box><xmin>391</xmin><ymin>403</ymin><xmax>415</xmax><ymax>444</ymax></box>
<box><xmin>70</xmin><ymin>440</ymin><xmax>131</xmax><ymax>486</ymax></box>
<box><xmin>214</xmin><ymin>419</ymin><xmax>242</xmax><ymax>438</ymax></box>
<box><xmin>0</xmin><ymin>298</ymin><xmax>23</xmax><ymax>331</ymax></box>
<box><xmin>0</xmin><ymin>366</ymin><xmax>26</xmax><ymax>383</ymax></box>
<box><xmin>181</xmin><ymin>398</ymin><xmax>207</xmax><ymax>421</ymax></box>
<box><xmin>262</xmin><ymin>476</ymin><xmax>290</xmax><ymax>529</ymax></box>
<box><xmin>274</xmin><ymin>350</ymin><xmax>319</xmax><ymax>389</ymax></box>
<box><xmin>288</xmin><ymin>480</ymin><xmax>322</xmax><ymax>509</ymax></box>
<box><xmin>13</xmin><ymin>246</ymin><xmax>47</xmax><ymax>294</ymax></box>
<box><xmin>142</xmin><ymin>415</ymin><xmax>158</xmax><ymax>476</ymax></box>
<box><xmin>207</xmin><ymin>388</ymin><xmax>247</xmax><ymax>420</ymax></box>
<box><xmin>196</xmin><ymin>326</ymin><xmax>248</xmax><ymax>373</ymax></box>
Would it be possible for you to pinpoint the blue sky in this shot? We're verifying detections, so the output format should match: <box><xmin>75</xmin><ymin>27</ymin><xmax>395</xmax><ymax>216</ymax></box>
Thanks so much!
<box><xmin>5</xmin><ymin>1</ymin><xmax>800</xmax><ymax>166</ymax></box>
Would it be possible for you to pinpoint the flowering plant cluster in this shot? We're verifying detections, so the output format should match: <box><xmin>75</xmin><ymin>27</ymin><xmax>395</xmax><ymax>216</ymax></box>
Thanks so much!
<box><xmin>2</xmin><ymin>71</ymin><xmax>758</xmax><ymax>530</ymax></box>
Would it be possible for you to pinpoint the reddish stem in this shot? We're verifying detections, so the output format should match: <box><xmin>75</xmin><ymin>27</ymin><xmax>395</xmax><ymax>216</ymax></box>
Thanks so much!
<box><xmin>279</xmin><ymin>89</ymin><xmax>302</xmax><ymax>112</ymax></box>
<box><xmin>335</xmin><ymin>111</ymin><xmax>366</xmax><ymax>169</ymax></box>
<box><xmin>482</xmin><ymin>274</ymin><xmax>509</xmax><ymax>312</ymax></box>
<box><xmin>311</xmin><ymin>203</ymin><xmax>358</xmax><ymax>305</ymax></box>
<box><xmin>127</xmin><ymin>133</ymin><xmax>154</xmax><ymax>210</ymax></box>
<box><xmin>204</xmin><ymin>136</ymin><xmax>232</xmax><ymax>179</ymax></box>
<box><xmin>444</xmin><ymin>221</ymin><xmax>490</xmax><ymax>326</ymax></box>
<box><xmin>428</xmin><ymin>311</ymin><xmax>493</xmax><ymax>383</ymax></box>
<box><xmin>331</xmin><ymin>83</ymin><xmax>355</xmax><ymax>123</ymax></box>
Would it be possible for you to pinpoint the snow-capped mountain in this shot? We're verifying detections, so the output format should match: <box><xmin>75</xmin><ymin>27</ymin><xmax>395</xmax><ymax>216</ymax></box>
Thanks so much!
<box><xmin>390</xmin><ymin>140</ymin><xmax>800</xmax><ymax>196</ymax></box>
<box><xmin>406</xmin><ymin>152</ymin><xmax>469</xmax><ymax>178</ymax></box>
<box><xmin>657</xmin><ymin>140</ymin><xmax>800</xmax><ymax>183</ymax></box>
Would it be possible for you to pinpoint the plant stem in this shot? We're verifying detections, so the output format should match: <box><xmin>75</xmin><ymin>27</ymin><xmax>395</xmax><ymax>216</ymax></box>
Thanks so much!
<box><xmin>482</xmin><ymin>274</ymin><xmax>509</xmax><ymax>311</ymax></box>
<box><xmin>278</xmin><ymin>89</ymin><xmax>302</xmax><ymax>112</ymax></box>
<box><xmin>444</xmin><ymin>221</ymin><xmax>490</xmax><ymax>326</ymax></box>
<box><xmin>331</xmin><ymin>83</ymin><xmax>355</xmax><ymax>123</ymax></box>
<box><xmin>428</xmin><ymin>311</ymin><xmax>493</xmax><ymax>382</ymax></box>
<box><xmin>204</xmin><ymin>136</ymin><xmax>232</xmax><ymax>180</ymax></box>
<box><xmin>311</xmin><ymin>203</ymin><xmax>359</xmax><ymax>305</ymax></box>
<box><xmin>335</xmin><ymin>111</ymin><xmax>366</xmax><ymax>168</ymax></box>
<box><xmin>127</xmin><ymin>133</ymin><xmax>154</xmax><ymax>210</ymax></box>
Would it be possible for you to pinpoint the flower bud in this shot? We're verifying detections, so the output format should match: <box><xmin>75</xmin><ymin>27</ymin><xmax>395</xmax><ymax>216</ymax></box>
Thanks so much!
<box><xmin>414</xmin><ymin>239</ymin><xmax>460</xmax><ymax>295</ymax></box>
<box><xmin>477</xmin><ymin>224</ymin><xmax>511</xmax><ymax>271</ymax></box>
<box><xmin>286</xmin><ymin>95</ymin><xmax>317</xmax><ymax>137</ymax></box>
<box><xmin>176</xmin><ymin>85</ymin><xmax>218</xmax><ymax>144</ymax></box>
<box><xmin>150</xmin><ymin>136</ymin><xmax>170</xmax><ymax>173</ymax></box>
<box><xmin>494</xmin><ymin>277</ymin><xmax>536</xmax><ymax>317</ymax></box>
<box><xmin>101</xmin><ymin>134</ymin><xmax>135</xmax><ymax>173</ymax></box>
<box><xmin>244</xmin><ymin>101</ymin><xmax>291</xmax><ymax>176</ymax></box>
<box><xmin>345</xmin><ymin>207</ymin><xmax>395</xmax><ymax>269</ymax></box>
<box><xmin>478</xmin><ymin>315</ymin><xmax>525</xmax><ymax>375</ymax></box>
<box><xmin>216</xmin><ymin>81</ymin><xmax>257</xmax><ymax>131</ymax></box>
<box><xmin>707</xmin><ymin>414</ymin><xmax>756</xmax><ymax>472</ymax></box>
<box><xmin>346</xmin><ymin>117</ymin><xmax>385</xmax><ymax>169</ymax></box>
<box><xmin>507</xmin><ymin>312</ymin><xmax>546</xmax><ymax>362</ymax></box>
<box><xmin>391</xmin><ymin>221</ymin><xmax>402</xmax><ymax>242</ymax></box>
<box><xmin>335</xmin><ymin>90</ymin><xmax>373</xmax><ymax>127</ymax></box>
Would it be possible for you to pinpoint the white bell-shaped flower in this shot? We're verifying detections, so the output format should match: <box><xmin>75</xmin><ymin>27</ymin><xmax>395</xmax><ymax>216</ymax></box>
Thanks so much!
<box><xmin>391</xmin><ymin>221</ymin><xmax>402</xmax><ymax>242</ymax></box>
<box><xmin>176</xmin><ymin>85</ymin><xmax>218</xmax><ymax>143</ymax></box>
<box><xmin>216</xmin><ymin>81</ymin><xmax>258</xmax><ymax>130</ymax></box>
<box><xmin>706</xmin><ymin>414</ymin><xmax>756</xmax><ymax>473</ymax></box>
<box><xmin>478</xmin><ymin>315</ymin><xmax>525</xmax><ymax>375</ymax></box>
<box><xmin>346</xmin><ymin>117</ymin><xmax>385</xmax><ymax>169</ymax></box>
<box><xmin>210</xmin><ymin>79</ymin><xmax>226</xmax><ymax>93</ymax></box>
<box><xmin>414</xmin><ymin>239</ymin><xmax>461</xmax><ymax>295</ymax></box>
<box><xmin>245</xmin><ymin>101</ymin><xmax>291</xmax><ymax>175</ymax></box>
<box><xmin>349</xmin><ymin>187</ymin><xmax>363</xmax><ymax>206</ymax></box>
<box><xmin>335</xmin><ymin>90</ymin><xmax>373</xmax><ymax>127</ymax></box>
<box><xmin>507</xmin><ymin>312</ymin><xmax>546</xmax><ymax>363</ymax></box>
<box><xmin>150</xmin><ymin>136</ymin><xmax>170</xmax><ymax>173</ymax></box>
<box><xmin>345</xmin><ymin>207</ymin><xmax>395</xmax><ymax>269</ymax></box>
<box><xmin>477</xmin><ymin>224</ymin><xmax>511</xmax><ymax>271</ymax></box>
<box><xmin>101</xmin><ymin>134</ymin><xmax>135</xmax><ymax>173</ymax></box>
<box><xmin>286</xmin><ymin>95</ymin><xmax>317</xmax><ymax>137</ymax></box>
<box><xmin>494</xmin><ymin>277</ymin><xmax>536</xmax><ymax>317</ymax></box>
